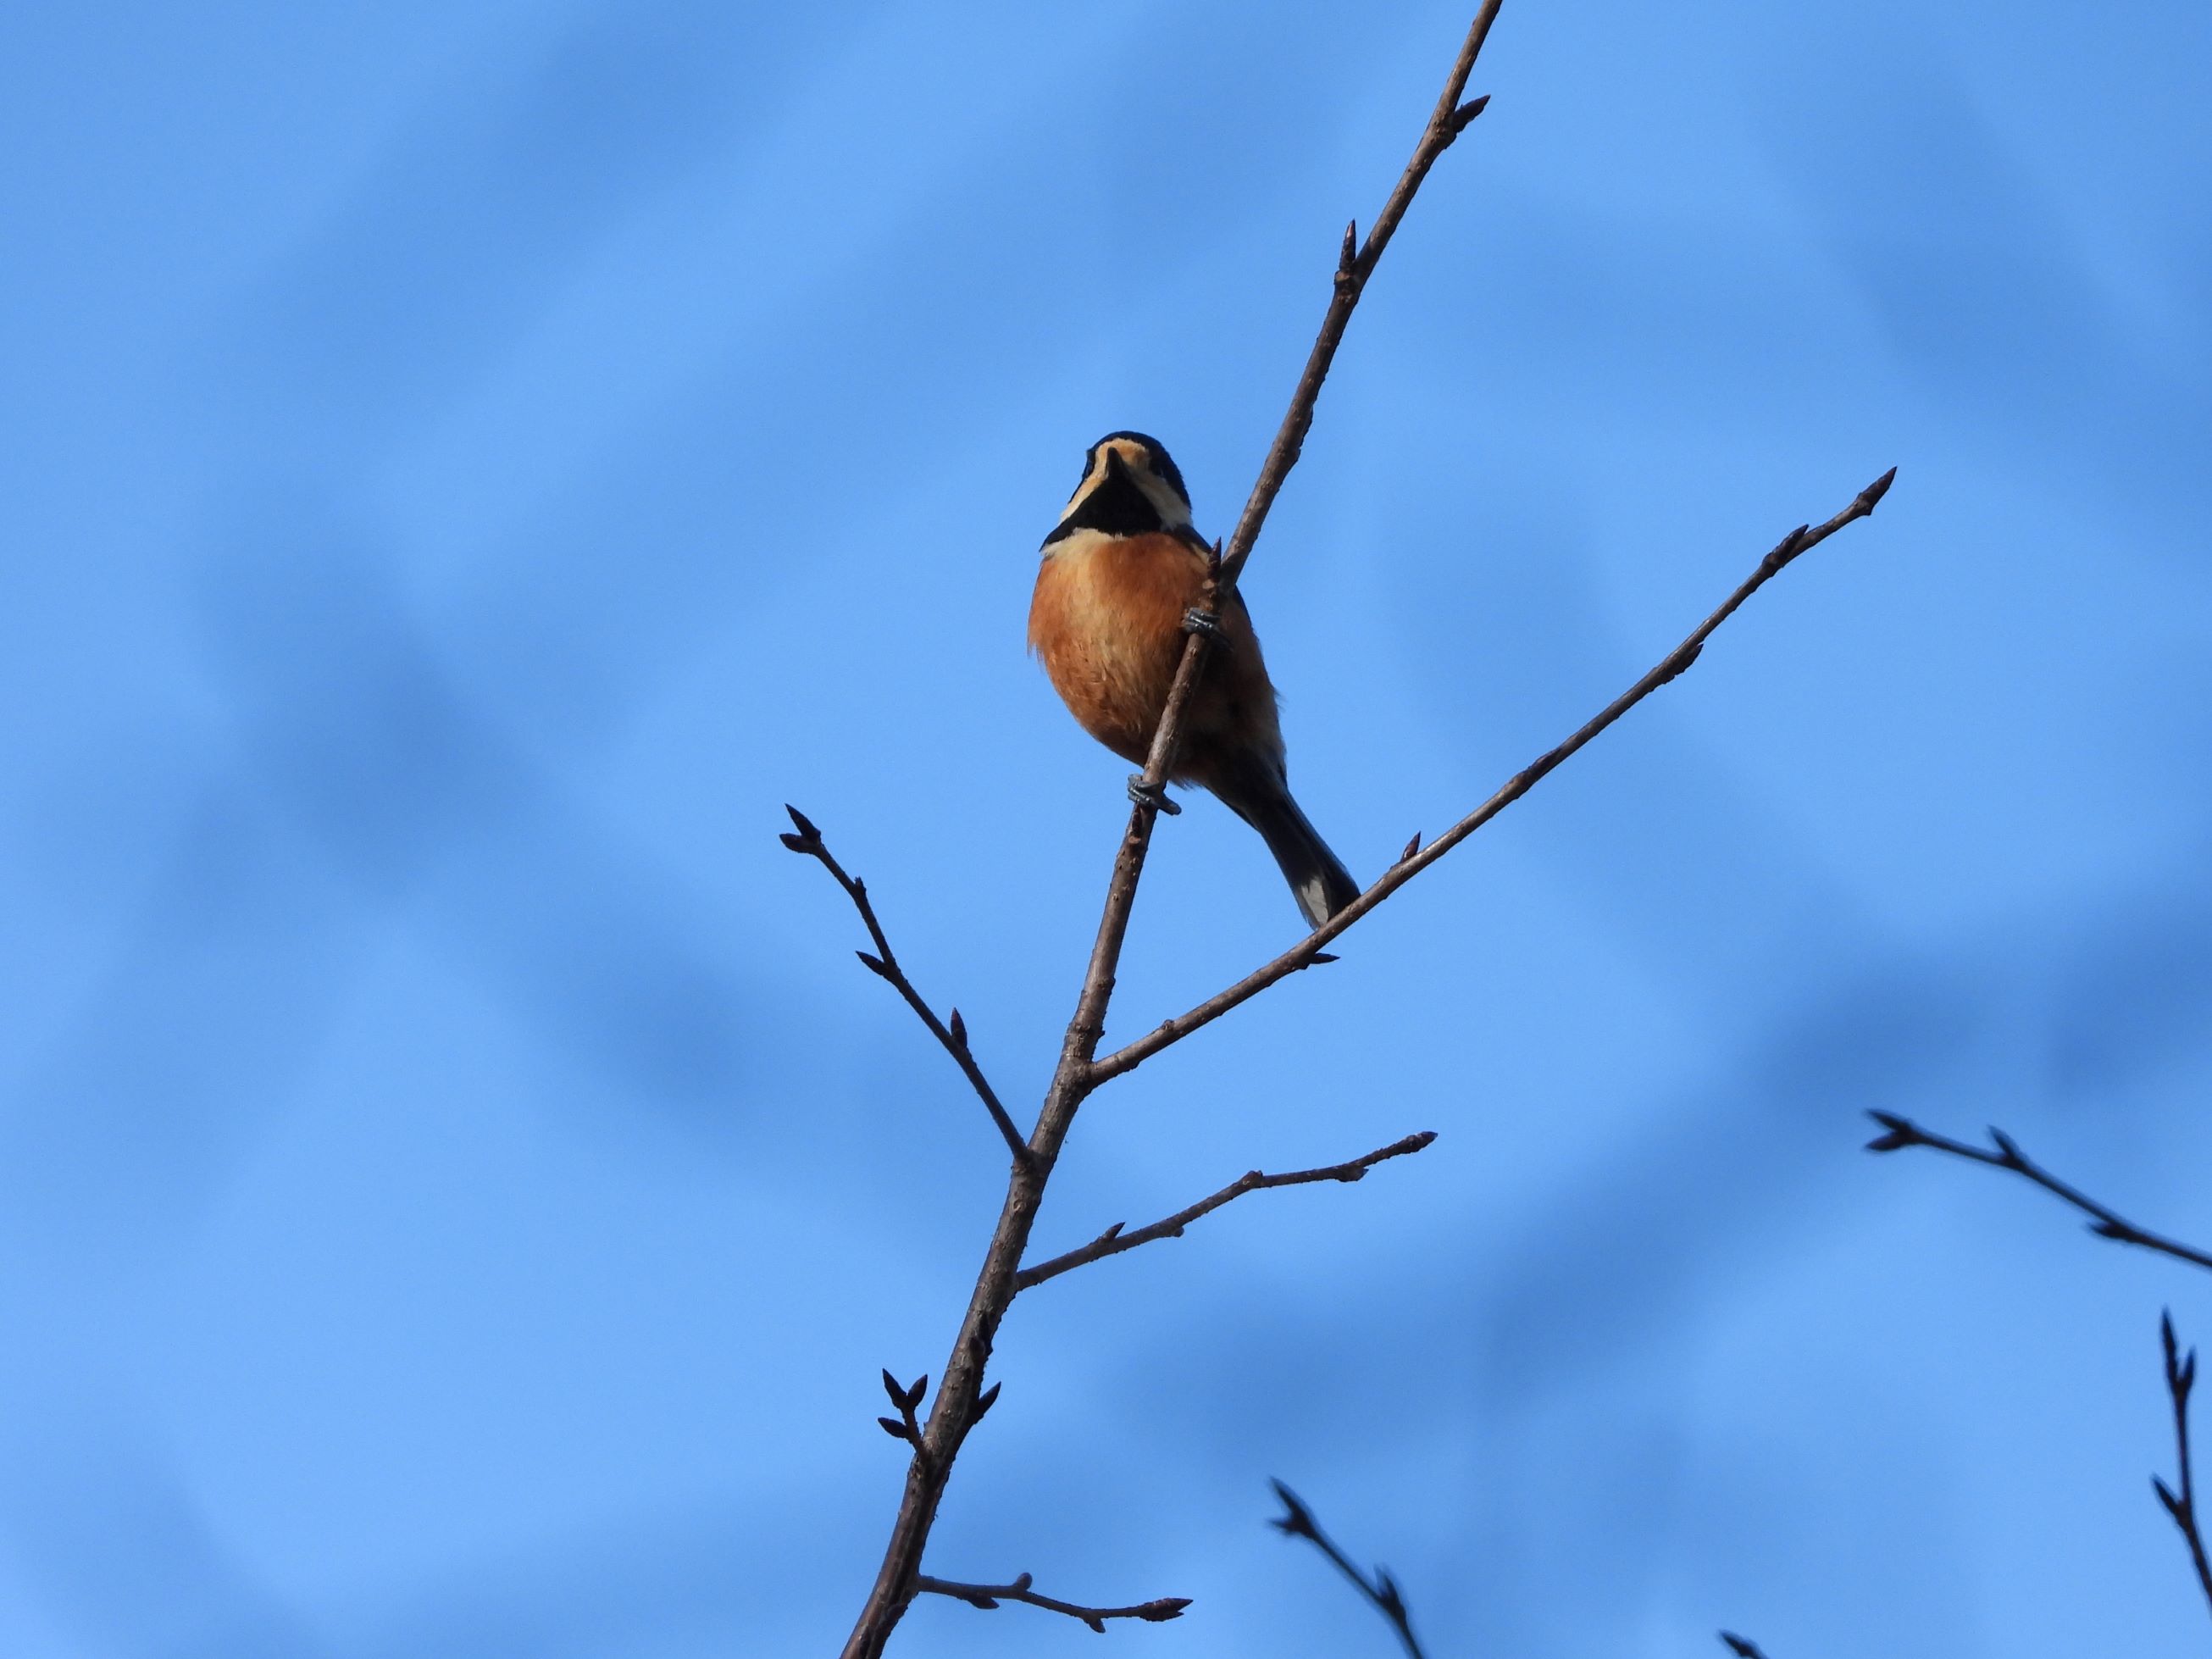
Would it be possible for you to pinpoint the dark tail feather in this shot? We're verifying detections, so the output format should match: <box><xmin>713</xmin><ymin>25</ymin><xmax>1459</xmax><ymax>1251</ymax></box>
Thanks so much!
<box><xmin>1212</xmin><ymin>762</ymin><xmax>1360</xmax><ymax>929</ymax></box>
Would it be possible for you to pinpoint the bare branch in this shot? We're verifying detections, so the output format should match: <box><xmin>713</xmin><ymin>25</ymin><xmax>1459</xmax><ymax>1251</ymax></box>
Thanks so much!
<box><xmin>1091</xmin><ymin>468</ymin><xmax>1898</xmax><ymax>1085</ymax></box>
<box><xmin>837</xmin><ymin>15</ymin><xmax>1510</xmax><ymax>1654</ymax></box>
<box><xmin>1123</xmin><ymin>0</ymin><xmax>1505</xmax><ymax>840</ymax></box>
<box><xmin>1217</xmin><ymin>0</ymin><xmax>1504</xmax><ymax>591</ymax></box>
<box><xmin>915</xmin><ymin>1573</ymin><xmax>1190</xmax><ymax>1634</ymax></box>
<box><xmin>1016</xmin><ymin>1131</ymin><xmax>1437</xmax><ymax>1290</ymax></box>
<box><xmin>1864</xmin><ymin>1112</ymin><xmax>2212</xmax><ymax>1274</ymax></box>
<box><xmin>1720</xmin><ymin>1635</ymin><xmax>1775</xmax><ymax>1658</ymax></box>
<box><xmin>2155</xmin><ymin>1312</ymin><xmax>2212</xmax><ymax>1619</ymax></box>
<box><xmin>1270</xmin><ymin>1480</ymin><xmax>1427</xmax><ymax>1659</ymax></box>
<box><xmin>781</xmin><ymin>807</ymin><xmax>1032</xmax><ymax>1168</ymax></box>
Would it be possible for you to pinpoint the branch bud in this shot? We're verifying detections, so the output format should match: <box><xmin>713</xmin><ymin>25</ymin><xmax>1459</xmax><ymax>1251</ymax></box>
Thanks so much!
<box><xmin>2155</xmin><ymin>1474</ymin><xmax>2185</xmax><ymax>1520</ymax></box>
<box><xmin>1268</xmin><ymin>1479</ymin><xmax>1319</xmax><ymax>1540</ymax></box>
<box><xmin>1863</xmin><ymin>1111</ymin><xmax>1919</xmax><ymax>1153</ymax></box>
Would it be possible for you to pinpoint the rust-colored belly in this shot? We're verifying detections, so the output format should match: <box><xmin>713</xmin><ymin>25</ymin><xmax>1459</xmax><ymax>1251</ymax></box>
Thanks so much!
<box><xmin>1028</xmin><ymin>530</ymin><xmax>1206</xmax><ymax>765</ymax></box>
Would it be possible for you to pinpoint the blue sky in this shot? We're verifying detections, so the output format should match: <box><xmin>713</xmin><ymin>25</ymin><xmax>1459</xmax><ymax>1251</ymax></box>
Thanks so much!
<box><xmin>3</xmin><ymin>2</ymin><xmax>2209</xmax><ymax>1654</ymax></box>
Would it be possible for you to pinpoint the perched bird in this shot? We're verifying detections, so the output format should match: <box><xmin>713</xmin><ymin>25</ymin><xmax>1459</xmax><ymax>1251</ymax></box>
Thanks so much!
<box><xmin>1027</xmin><ymin>431</ymin><xmax>1360</xmax><ymax>929</ymax></box>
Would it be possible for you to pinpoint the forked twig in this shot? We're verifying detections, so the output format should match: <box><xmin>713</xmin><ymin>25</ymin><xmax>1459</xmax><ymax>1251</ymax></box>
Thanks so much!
<box><xmin>1868</xmin><ymin>1121</ymin><xmax>2212</xmax><ymax>1618</ymax></box>
<box><xmin>1271</xmin><ymin>1480</ymin><xmax>1426</xmax><ymax>1659</ymax></box>
<box><xmin>915</xmin><ymin>1574</ymin><xmax>1191</xmax><ymax>1634</ymax></box>
<box><xmin>2154</xmin><ymin>1312</ymin><xmax>2212</xmax><ymax>1619</ymax></box>
<box><xmin>1864</xmin><ymin>1112</ymin><xmax>2212</xmax><ymax>1274</ymax></box>
<box><xmin>1017</xmin><ymin>1131</ymin><xmax>1437</xmax><ymax>1290</ymax></box>
<box><xmin>781</xmin><ymin>807</ymin><xmax>1030</xmax><ymax>1167</ymax></box>
<box><xmin>1090</xmin><ymin>469</ymin><xmax>1897</xmax><ymax>1085</ymax></box>
<box><xmin>829</xmin><ymin>6</ymin><xmax>1896</xmax><ymax>1651</ymax></box>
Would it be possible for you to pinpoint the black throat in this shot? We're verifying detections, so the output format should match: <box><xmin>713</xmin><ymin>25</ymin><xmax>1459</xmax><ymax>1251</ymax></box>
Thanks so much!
<box><xmin>1044</xmin><ymin>461</ymin><xmax>1162</xmax><ymax>545</ymax></box>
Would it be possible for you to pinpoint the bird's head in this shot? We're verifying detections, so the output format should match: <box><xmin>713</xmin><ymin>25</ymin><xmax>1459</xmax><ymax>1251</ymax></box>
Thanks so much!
<box><xmin>1046</xmin><ymin>432</ymin><xmax>1194</xmax><ymax>544</ymax></box>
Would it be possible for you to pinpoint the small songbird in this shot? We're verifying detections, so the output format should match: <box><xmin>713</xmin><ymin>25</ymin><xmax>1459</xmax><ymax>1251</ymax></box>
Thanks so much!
<box><xmin>1028</xmin><ymin>431</ymin><xmax>1361</xmax><ymax>929</ymax></box>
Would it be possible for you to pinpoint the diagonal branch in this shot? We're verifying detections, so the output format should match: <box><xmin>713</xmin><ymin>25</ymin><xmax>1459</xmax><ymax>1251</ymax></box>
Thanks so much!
<box><xmin>1864</xmin><ymin>1112</ymin><xmax>2212</xmax><ymax>1274</ymax></box>
<box><xmin>1270</xmin><ymin>1480</ymin><xmax>1427</xmax><ymax>1659</ymax></box>
<box><xmin>1720</xmin><ymin>1636</ymin><xmax>1775</xmax><ymax>1658</ymax></box>
<box><xmin>1217</xmin><ymin>0</ymin><xmax>1502</xmax><ymax>592</ymax></box>
<box><xmin>2154</xmin><ymin>1311</ymin><xmax>2212</xmax><ymax>1619</ymax></box>
<box><xmin>1125</xmin><ymin>0</ymin><xmax>1505</xmax><ymax>829</ymax></box>
<box><xmin>915</xmin><ymin>1573</ymin><xmax>1191</xmax><ymax>1634</ymax></box>
<box><xmin>781</xmin><ymin>807</ymin><xmax>1031</xmax><ymax>1167</ymax></box>
<box><xmin>1016</xmin><ymin>1131</ymin><xmax>1436</xmax><ymax>1290</ymax></box>
<box><xmin>1091</xmin><ymin>467</ymin><xmax>1898</xmax><ymax>1085</ymax></box>
<box><xmin>838</xmin><ymin>16</ymin><xmax>1510</xmax><ymax>1656</ymax></box>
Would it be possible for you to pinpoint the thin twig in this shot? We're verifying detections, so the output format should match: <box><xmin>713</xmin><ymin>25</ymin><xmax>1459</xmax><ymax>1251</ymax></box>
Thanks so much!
<box><xmin>1125</xmin><ymin>0</ymin><xmax>1505</xmax><ymax>825</ymax></box>
<box><xmin>2154</xmin><ymin>1312</ymin><xmax>2212</xmax><ymax>1619</ymax></box>
<box><xmin>781</xmin><ymin>807</ymin><xmax>1031</xmax><ymax>1168</ymax></box>
<box><xmin>836</xmin><ymin>16</ymin><xmax>1508</xmax><ymax>1656</ymax></box>
<box><xmin>1720</xmin><ymin>1636</ymin><xmax>1774</xmax><ymax>1658</ymax></box>
<box><xmin>1217</xmin><ymin>0</ymin><xmax>1503</xmax><ymax>591</ymax></box>
<box><xmin>1864</xmin><ymin>1112</ymin><xmax>2212</xmax><ymax>1274</ymax></box>
<box><xmin>1090</xmin><ymin>468</ymin><xmax>1898</xmax><ymax>1086</ymax></box>
<box><xmin>1270</xmin><ymin>1480</ymin><xmax>1427</xmax><ymax>1659</ymax></box>
<box><xmin>876</xmin><ymin>1369</ymin><xmax>932</xmax><ymax>1469</ymax></box>
<box><xmin>1012</xmin><ymin>1141</ymin><xmax>1433</xmax><ymax>1291</ymax></box>
<box><xmin>915</xmin><ymin>1574</ymin><xmax>1191</xmax><ymax>1634</ymax></box>
<box><xmin>1017</xmin><ymin>1131</ymin><xmax>1437</xmax><ymax>1290</ymax></box>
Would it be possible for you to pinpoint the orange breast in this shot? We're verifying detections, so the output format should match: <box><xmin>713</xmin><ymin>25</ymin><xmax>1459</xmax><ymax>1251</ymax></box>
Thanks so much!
<box><xmin>1028</xmin><ymin>530</ymin><xmax>1283</xmax><ymax>780</ymax></box>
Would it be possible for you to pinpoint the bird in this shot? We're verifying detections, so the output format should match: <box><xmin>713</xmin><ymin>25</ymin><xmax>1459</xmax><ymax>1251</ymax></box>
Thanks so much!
<box><xmin>1027</xmin><ymin>430</ymin><xmax>1361</xmax><ymax>929</ymax></box>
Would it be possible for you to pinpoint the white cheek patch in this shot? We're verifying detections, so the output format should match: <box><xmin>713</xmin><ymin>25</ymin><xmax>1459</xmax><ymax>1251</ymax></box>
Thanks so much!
<box><xmin>1134</xmin><ymin>469</ymin><xmax>1192</xmax><ymax>529</ymax></box>
<box><xmin>1058</xmin><ymin>454</ymin><xmax>1112</xmax><ymax>523</ymax></box>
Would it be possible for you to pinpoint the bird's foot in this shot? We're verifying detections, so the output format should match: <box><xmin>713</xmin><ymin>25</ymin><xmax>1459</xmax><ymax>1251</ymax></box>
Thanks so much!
<box><xmin>1127</xmin><ymin>774</ymin><xmax>1180</xmax><ymax>815</ymax></box>
<box><xmin>1181</xmin><ymin>606</ymin><xmax>1223</xmax><ymax>642</ymax></box>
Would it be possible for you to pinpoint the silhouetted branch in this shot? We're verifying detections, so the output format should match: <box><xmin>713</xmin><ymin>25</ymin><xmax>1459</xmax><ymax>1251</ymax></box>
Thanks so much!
<box><xmin>1720</xmin><ymin>1635</ymin><xmax>1774</xmax><ymax>1658</ymax></box>
<box><xmin>1215</xmin><ymin>1</ymin><xmax>1501</xmax><ymax>593</ymax></box>
<box><xmin>835</xmin><ymin>14</ymin><xmax>1513</xmax><ymax>1655</ymax></box>
<box><xmin>780</xmin><ymin>806</ymin><xmax>1030</xmax><ymax>1167</ymax></box>
<box><xmin>1270</xmin><ymin>1480</ymin><xmax>1426</xmax><ymax>1659</ymax></box>
<box><xmin>1865</xmin><ymin>1112</ymin><xmax>2212</xmax><ymax>1274</ymax></box>
<box><xmin>1016</xmin><ymin>1131</ymin><xmax>1437</xmax><ymax>1290</ymax></box>
<box><xmin>2154</xmin><ymin>1312</ymin><xmax>2212</xmax><ymax>1619</ymax></box>
<box><xmin>915</xmin><ymin>1574</ymin><xmax>1191</xmax><ymax>1634</ymax></box>
<box><xmin>1125</xmin><ymin>0</ymin><xmax>1504</xmax><ymax>826</ymax></box>
<box><xmin>1091</xmin><ymin>468</ymin><xmax>1897</xmax><ymax>1085</ymax></box>
<box><xmin>823</xmin><ymin>7</ymin><xmax>1899</xmax><ymax>1650</ymax></box>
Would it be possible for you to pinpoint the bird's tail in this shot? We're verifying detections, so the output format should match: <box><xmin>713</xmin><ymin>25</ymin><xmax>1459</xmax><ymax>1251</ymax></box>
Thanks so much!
<box><xmin>1211</xmin><ymin>757</ymin><xmax>1361</xmax><ymax>930</ymax></box>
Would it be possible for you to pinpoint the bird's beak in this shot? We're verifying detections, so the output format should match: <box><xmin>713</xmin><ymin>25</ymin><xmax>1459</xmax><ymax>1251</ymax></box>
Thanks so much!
<box><xmin>1104</xmin><ymin>447</ymin><xmax>1133</xmax><ymax>484</ymax></box>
